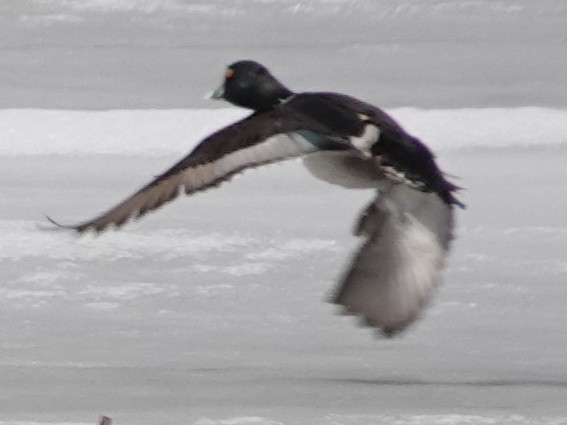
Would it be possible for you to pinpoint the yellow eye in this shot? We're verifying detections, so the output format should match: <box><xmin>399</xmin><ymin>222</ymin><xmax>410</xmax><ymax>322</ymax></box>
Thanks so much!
<box><xmin>225</xmin><ymin>68</ymin><xmax>235</xmax><ymax>79</ymax></box>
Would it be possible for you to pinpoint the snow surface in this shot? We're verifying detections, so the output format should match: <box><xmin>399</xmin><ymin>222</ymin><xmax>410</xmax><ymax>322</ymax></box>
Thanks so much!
<box><xmin>3</xmin><ymin>108</ymin><xmax>567</xmax><ymax>156</ymax></box>
<box><xmin>2</xmin><ymin>0</ymin><xmax>567</xmax><ymax>423</ymax></box>
<box><xmin>1</xmin><ymin>110</ymin><xmax>567</xmax><ymax>424</ymax></box>
<box><xmin>2</xmin><ymin>0</ymin><xmax>566</xmax><ymax>109</ymax></box>
<box><xmin>14</xmin><ymin>0</ymin><xmax>556</xmax><ymax>18</ymax></box>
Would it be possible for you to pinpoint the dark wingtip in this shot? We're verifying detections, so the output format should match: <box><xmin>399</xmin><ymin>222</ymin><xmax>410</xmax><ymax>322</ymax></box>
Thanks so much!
<box><xmin>451</xmin><ymin>195</ymin><xmax>466</xmax><ymax>209</ymax></box>
<box><xmin>45</xmin><ymin>214</ymin><xmax>74</xmax><ymax>229</ymax></box>
<box><xmin>43</xmin><ymin>214</ymin><xmax>89</xmax><ymax>233</ymax></box>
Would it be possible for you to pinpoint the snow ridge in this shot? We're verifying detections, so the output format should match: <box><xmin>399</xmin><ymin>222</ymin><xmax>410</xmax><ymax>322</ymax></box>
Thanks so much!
<box><xmin>2</xmin><ymin>107</ymin><xmax>566</xmax><ymax>156</ymax></box>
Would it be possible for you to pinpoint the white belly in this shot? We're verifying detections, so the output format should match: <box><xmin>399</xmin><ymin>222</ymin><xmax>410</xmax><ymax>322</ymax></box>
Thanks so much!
<box><xmin>301</xmin><ymin>151</ymin><xmax>381</xmax><ymax>189</ymax></box>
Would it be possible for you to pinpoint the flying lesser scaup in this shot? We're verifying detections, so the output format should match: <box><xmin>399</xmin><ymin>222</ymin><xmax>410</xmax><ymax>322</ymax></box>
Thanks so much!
<box><xmin>49</xmin><ymin>60</ymin><xmax>464</xmax><ymax>338</ymax></box>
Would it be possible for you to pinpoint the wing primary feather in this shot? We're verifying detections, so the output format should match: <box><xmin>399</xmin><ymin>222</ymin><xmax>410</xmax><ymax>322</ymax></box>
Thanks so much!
<box><xmin>332</xmin><ymin>186</ymin><xmax>452</xmax><ymax>337</ymax></box>
<box><xmin>45</xmin><ymin>109</ymin><xmax>327</xmax><ymax>234</ymax></box>
<box><xmin>44</xmin><ymin>215</ymin><xmax>80</xmax><ymax>231</ymax></box>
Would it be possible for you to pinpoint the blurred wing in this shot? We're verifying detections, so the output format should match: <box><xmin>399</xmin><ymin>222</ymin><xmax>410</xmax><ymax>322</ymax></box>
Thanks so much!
<box><xmin>331</xmin><ymin>183</ymin><xmax>454</xmax><ymax>337</ymax></box>
<box><xmin>52</xmin><ymin>109</ymin><xmax>323</xmax><ymax>233</ymax></box>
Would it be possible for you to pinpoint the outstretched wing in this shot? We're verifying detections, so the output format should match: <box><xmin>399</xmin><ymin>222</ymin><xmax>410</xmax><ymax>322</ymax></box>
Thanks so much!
<box><xmin>331</xmin><ymin>183</ymin><xmax>454</xmax><ymax>337</ymax></box>
<box><xmin>49</xmin><ymin>108</ymin><xmax>332</xmax><ymax>233</ymax></box>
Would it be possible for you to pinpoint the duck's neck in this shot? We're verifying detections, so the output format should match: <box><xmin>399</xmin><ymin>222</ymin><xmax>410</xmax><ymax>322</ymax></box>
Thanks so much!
<box><xmin>255</xmin><ymin>83</ymin><xmax>294</xmax><ymax>111</ymax></box>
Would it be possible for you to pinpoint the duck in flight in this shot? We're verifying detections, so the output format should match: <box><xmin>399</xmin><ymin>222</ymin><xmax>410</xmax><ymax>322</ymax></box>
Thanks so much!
<box><xmin>49</xmin><ymin>60</ymin><xmax>464</xmax><ymax>337</ymax></box>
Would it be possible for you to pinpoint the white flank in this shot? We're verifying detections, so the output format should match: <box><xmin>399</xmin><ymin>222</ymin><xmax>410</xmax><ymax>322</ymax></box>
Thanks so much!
<box><xmin>349</xmin><ymin>124</ymin><xmax>380</xmax><ymax>157</ymax></box>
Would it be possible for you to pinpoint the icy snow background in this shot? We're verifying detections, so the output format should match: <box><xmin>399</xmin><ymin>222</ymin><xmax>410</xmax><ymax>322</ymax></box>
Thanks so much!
<box><xmin>1</xmin><ymin>1</ymin><xmax>567</xmax><ymax>424</ymax></box>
